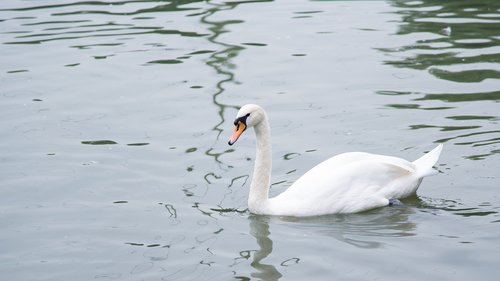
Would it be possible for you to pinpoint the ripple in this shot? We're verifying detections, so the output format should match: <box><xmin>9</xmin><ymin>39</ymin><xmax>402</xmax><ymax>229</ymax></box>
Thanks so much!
<box><xmin>409</xmin><ymin>124</ymin><xmax>482</xmax><ymax>131</ymax></box>
<box><xmin>6</xmin><ymin>69</ymin><xmax>29</xmax><ymax>74</ymax></box>
<box><xmin>477</xmin><ymin>13</ymin><xmax>500</xmax><ymax>19</ymax></box>
<box><xmin>130</xmin><ymin>262</ymin><xmax>153</xmax><ymax>275</ymax></box>
<box><xmin>241</xmin><ymin>42</ymin><xmax>267</xmax><ymax>47</ymax></box>
<box><xmin>415</xmin><ymin>91</ymin><xmax>500</xmax><ymax>102</ymax></box>
<box><xmin>429</xmin><ymin>67</ymin><xmax>500</xmax><ymax>83</ymax></box>
<box><xmin>414</xmin><ymin>17</ymin><xmax>500</xmax><ymax>24</ymax></box>
<box><xmin>455</xmin><ymin>137</ymin><xmax>500</xmax><ymax>147</ymax></box>
<box><xmin>283</xmin><ymin>152</ymin><xmax>300</xmax><ymax>160</ymax></box>
<box><xmin>1</xmin><ymin>2</ymin><xmax>208</xmax><ymax>45</ymax></box>
<box><xmin>419</xmin><ymin>197</ymin><xmax>500</xmax><ymax>218</ymax></box>
<box><xmin>22</xmin><ymin>19</ymin><xmax>91</xmax><ymax>26</ymax></box>
<box><xmin>446</xmin><ymin>115</ymin><xmax>498</xmax><ymax>121</ymax></box>
<box><xmin>4</xmin><ymin>27</ymin><xmax>207</xmax><ymax>45</ymax></box>
<box><xmin>466</xmin><ymin>149</ymin><xmax>500</xmax><ymax>160</ymax></box>
<box><xmin>126</xmin><ymin>143</ymin><xmax>150</xmax><ymax>146</ymax></box>
<box><xmin>0</xmin><ymin>1</ymin><xmax>200</xmax><ymax>13</ymax></box>
<box><xmin>81</xmin><ymin>140</ymin><xmax>118</xmax><ymax>145</ymax></box>
<box><xmin>70</xmin><ymin>43</ymin><xmax>124</xmax><ymax>49</ymax></box>
<box><xmin>380</xmin><ymin>0</ymin><xmax>500</xmax><ymax>88</ymax></box>
<box><xmin>385</xmin><ymin>103</ymin><xmax>454</xmax><ymax>110</ymax></box>
<box><xmin>454</xmin><ymin>38</ymin><xmax>494</xmax><ymax>44</ymax></box>
<box><xmin>437</xmin><ymin>130</ymin><xmax>500</xmax><ymax>150</ymax></box>
<box><xmin>146</xmin><ymin>59</ymin><xmax>183</xmax><ymax>65</ymax></box>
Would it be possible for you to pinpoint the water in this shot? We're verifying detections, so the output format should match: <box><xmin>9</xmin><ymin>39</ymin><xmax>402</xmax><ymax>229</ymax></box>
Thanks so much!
<box><xmin>1</xmin><ymin>0</ymin><xmax>499</xmax><ymax>280</ymax></box>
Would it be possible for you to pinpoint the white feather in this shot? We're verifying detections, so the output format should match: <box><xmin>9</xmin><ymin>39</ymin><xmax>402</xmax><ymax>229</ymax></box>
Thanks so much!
<box><xmin>229</xmin><ymin>104</ymin><xmax>443</xmax><ymax>217</ymax></box>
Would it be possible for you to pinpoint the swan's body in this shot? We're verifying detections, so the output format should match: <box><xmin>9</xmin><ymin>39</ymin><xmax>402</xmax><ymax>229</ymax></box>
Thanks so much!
<box><xmin>228</xmin><ymin>104</ymin><xmax>443</xmax><ymax>217</ymax></box>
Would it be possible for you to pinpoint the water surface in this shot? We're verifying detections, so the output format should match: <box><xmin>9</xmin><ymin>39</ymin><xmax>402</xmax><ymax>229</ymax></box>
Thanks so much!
<box><xmin>1</xmin><ymin>0</ymin><xmax>499</xmax><ymax>280</ymax></box>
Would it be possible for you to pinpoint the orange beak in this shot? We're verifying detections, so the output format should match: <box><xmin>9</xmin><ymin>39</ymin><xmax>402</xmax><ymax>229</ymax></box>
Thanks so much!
<box><xmin>228</xmin><ymin>121</ymin><xmax>246</xmax><ymax>145</ymax></box>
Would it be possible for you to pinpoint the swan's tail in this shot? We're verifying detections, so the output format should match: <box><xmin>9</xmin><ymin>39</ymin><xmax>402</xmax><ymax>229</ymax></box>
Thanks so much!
<box><xmin>412</xmin><ymin>144</ymin><xmax>443</xmax><ymax>178</ymax></box>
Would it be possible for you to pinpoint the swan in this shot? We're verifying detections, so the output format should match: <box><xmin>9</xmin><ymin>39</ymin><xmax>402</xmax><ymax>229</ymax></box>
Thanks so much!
<box><xmin>228</xmin><ymin>104</ymin><xmax>443</xmax><ymax>217</ymax></box>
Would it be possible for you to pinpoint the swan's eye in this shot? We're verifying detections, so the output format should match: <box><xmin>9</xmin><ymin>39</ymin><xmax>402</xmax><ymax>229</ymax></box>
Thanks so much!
<box><xmin>233</xmin><ymin>113</ymin><xmax>250</xmax><ymax>127</ymax></box>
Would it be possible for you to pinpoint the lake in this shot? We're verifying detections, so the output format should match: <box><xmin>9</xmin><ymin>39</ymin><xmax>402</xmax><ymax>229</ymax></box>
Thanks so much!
<box><xmin>1</xmin><ymin>0</ymin><xmax>499</xmax><ymax>280</ymax></box>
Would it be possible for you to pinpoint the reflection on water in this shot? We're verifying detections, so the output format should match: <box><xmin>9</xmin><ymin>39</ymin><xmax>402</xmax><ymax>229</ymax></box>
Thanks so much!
<box><xmin>1</xmin><ymin>1</ymin><xmax>207</xmax><ymax>45</ymax></box>
<box><xmin>200</xmin><ymin>1</ymin><xmax>244</xmax><ymax>135</ymax></box>
<box><xmin>383</xmin><ymin>0</ymin><xmax>500</xmax><ymax>77</ymax></box>
<box><xmin>378</xmin><ymin>0</ymin><xmax>500</xmax><ymax>159</ymax></box>
<box><xmin>198</xmin><ymin>1</ymin><xmax>274</xmax><ymax>210</ymax></box>
<box><xmin>195</xmin><ymin>0</ymin><xmax>272</xmax><ymax>140</ymax></box>
<box><xmin>248</xmin><ymin>215</ymin><xmax>282</xmax><ymax>281</ymax></box>
<box><xmin>415</xmin><ymin>91</ymin><xmax>500</xmax><ymax>102</ymax></box>
<box><xmin>254</xmin><ymin>196</ymin><xmax>498</xmax><ymax>256</ymax></box>
<box><xmin>280</xmin><ymin>203</ymin><xmax>417</xmax><ymax>249</ymax></box>
<box><xmin>418</xmin><ymin>196</ymin><xmax>499</xmax><ymax>220</ymax></box>
<box><xmin>198</xmin><ymin>0</ymin><xmax>246</xmax><ymax>175</ymax></box>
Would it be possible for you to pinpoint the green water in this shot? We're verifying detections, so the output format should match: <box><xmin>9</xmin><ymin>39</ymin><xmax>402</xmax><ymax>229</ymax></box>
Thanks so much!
<box><xmin>1</xmin><ymin>0</ymin><xmax>499</xmax><ymax>280</ymax></box>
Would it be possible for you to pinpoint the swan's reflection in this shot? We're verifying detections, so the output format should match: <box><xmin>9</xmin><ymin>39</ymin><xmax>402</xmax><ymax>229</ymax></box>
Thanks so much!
<box><xmin>244</xmin><ymin>197</ymin><xmax>498</xmax><ymax>281</ymax></box>
<box><xmin>244</xmin><ymin>203</ymin><xmax>420</xmax><ymax>280</ymax></box>
<box><xmin>281</xmin><ymin>204</ymin><xmax>417</xmax><ymax>249</ymax></box>
<box><xmin>249</xmin><ymin>197</ymin><xmax>419</xmax><ymax>256</ymax></box>
<box><xmin>246</xmin><ymin>202</ymin><xmax>417</xmax><ymax>279</ymax></box>
<box><xmin>248</xmin><ymin>215</ymin><xmax>283</xmax><ymax>281</ymax></box>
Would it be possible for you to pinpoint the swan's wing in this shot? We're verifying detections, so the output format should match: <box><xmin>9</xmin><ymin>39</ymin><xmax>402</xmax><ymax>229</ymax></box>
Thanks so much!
<box><xmin>287</xmin><ymin>152</ymin><xmax>416</xmax><ymax>194</ymax></box>
<box><xmin>271</xmin><ymin>153</ymin><xmax>420</xmax><ymax>215</ymax></box>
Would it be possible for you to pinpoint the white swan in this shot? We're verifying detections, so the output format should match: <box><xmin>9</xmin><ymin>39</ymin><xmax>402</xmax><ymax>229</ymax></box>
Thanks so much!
<box><xmin>228</xmin><ymin>104</ymin><xmax>443</xmax><ymax>217</ymax></box>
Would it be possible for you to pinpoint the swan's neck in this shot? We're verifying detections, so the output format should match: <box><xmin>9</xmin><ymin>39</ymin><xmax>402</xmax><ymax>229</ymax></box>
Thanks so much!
<box><xmin>249</xmin><ymin>118</ymin><xmax>272</xmax><ymax>214</ymax></box>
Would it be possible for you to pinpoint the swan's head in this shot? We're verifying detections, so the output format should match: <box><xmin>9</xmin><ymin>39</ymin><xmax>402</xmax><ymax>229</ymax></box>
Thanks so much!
<box><xmin>228</xmin><ymin>104</ymin><xmax>265</xmax><ymax>145</ymax></box>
